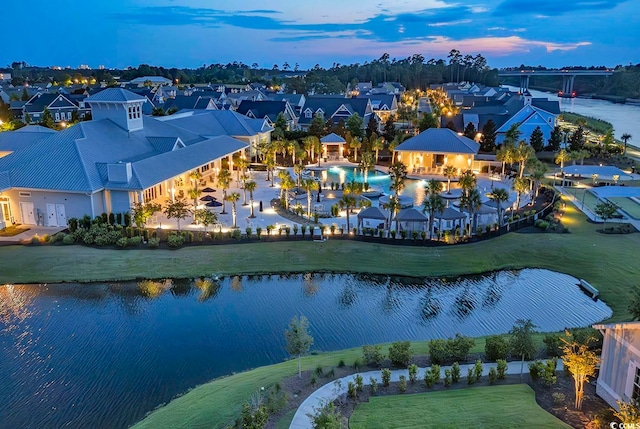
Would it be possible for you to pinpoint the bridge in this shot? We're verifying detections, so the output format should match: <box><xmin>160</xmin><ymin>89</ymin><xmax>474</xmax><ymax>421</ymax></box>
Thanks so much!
<box><xmin>498</xmin><ymin>69</ymin><xmax>614</xmax><ymax>97</ymax></box>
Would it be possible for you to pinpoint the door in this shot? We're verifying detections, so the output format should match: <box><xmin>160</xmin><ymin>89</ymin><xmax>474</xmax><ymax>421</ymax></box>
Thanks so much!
<box><xmin>19</xmin><ymin>202</ymin><xmax>36</xmax><ymax>225</ymax></box>
<box><xmin>55</xmin><ymin>204</ymin><xmax>66</xmax><ymax>227</ymax></box>
<box><xmin>0</xmin><ymin>197</ymin><xmax>11</xmax><ymax>223</ymax></box>
<box><xmin>46</xmin><ymin>204</ymin><xmax>57</xmax><ymax>226</ymax></box>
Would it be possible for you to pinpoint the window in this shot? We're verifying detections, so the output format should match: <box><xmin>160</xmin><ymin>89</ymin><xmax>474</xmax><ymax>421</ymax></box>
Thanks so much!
<box><xmin>201</xmin><ymin>164</ymin><xmax>210</xmax><ymax>172</ymax></box>
<box><xmin>55</xmin><ymin>112</ymin><xmax>60</xmax><ymax>121</ymax></box>
<box><xmin>19</xmin><ymin>192</ymin><xmax>32</xmax><ymax>197</ymax></box>
<box><xmin>128</xmin><ymin>107</ymin><xmax>133</xmax><ymax>120</ymax></box>
<box><xmin>304</xmin><ymin>109</ymin><xmax>312</xmax><ymax>119</ymax></box>
<box><xmin>633</xmin><ymin>367</ymin><xmax>640</xmax><ymax>400</ymax></box>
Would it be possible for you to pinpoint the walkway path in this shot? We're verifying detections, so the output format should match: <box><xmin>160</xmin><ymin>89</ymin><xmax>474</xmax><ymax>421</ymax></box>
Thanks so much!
<box><xmin>289</xmin><ymin>359</ymin><xmax>563</xmax><ymax>429</ymax></box>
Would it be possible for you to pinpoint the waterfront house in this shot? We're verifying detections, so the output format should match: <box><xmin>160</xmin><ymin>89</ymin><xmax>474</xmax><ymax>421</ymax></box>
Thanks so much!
<box><xmin>593</xmin><ymin>322</ymin><xmax>640</xmax><ymax>410</ymax></box>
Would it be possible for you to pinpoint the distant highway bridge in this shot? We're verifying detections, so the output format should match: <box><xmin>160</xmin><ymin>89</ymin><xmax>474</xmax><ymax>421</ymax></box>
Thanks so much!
<box><xmin>498</xmin><ymin>69</ymin><xmax>614</xmax><ymax>97</ymax></box>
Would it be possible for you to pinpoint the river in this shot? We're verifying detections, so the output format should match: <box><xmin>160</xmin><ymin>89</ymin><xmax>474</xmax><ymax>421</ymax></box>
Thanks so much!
<box><xmin>504</xmin><ymin>86</ymin><xmax>640</xmax><ymax>140</ymax></box>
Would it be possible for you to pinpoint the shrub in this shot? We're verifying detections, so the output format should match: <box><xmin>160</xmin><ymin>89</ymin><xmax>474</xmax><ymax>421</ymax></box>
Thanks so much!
<box><xmin>347</xmin><ymin>381</ymin><xmax>357</xmax><ymax>400</ymax></box>
<box><xmin>338</xmin><ymin>360</ymin><xmax>345</xmax><ymax>368</ymax></box>
<box><xmin>301</xmin><ymin>225</ymin><xmax>307</xmax><ymax>236</ymax></box>
<box><xmin>310</xmin><ymin>374</ymin><xmax>317</xmax><ymax>386</ymax></box>
<box><xmin>381</xmin><ymin>368</ymin><xmax>391</xmax><ymax>386</ymax></box>
<box><xmin>362</xmin><ymin>345</ymin><xmax>385</xmax><ymax>366</ymax></box>
<box><xmin>62</xmin><ymin>234</ymin><xmax>75</xmax><ymax>245</ymax></box>
<box><xmin>167</xmin><ymin>234</ymin><xmax>185</xmax><ymax>248</ymax></box>
<box><xmin>428</xmin><ymin>339</ymin><xmax>448</xmax><ymax>365</ymax></box>
<box><xmin>473</xmin><ymin>359</ymin><xmax>483</xmax><ymax>382</ymax></box>
<box><xmin>451</xmin><ymin>362</ymin><xmax>461</xmax><ymax>383</ymax></box>
<box><xmin>49</xmin><ymin>232</ymin><xmax>65</xmax><ymax>243</ymax></box>
<box><xmin>534</xmin><ymin>219</ymin><xmax>549</xmax><ymax>230</ymax></box>
<box><xmin>467</xmin><ymin>368</ymin><xmax>475</xmax><ymax>385</ymax></box>
<box><xmin>488</xmin><ymin>367</ymin><xmax>497</xmax><ymax>384</ymax></box>
<box><xmin>116</xmin><ymin>237</ymin><xmax>129</xmax><ymax>248</ymax></box>
<box><xmin>68</xmin><ymin>218</ymin><xmax>78</xmax><ymax>233</ymax></box>
<box><xmin>231</xmin><ymin>229</ymin><xmax>242</xmax><ymax>240</ymax></box>
<box><xmin>315</xmin><ymin>365</ymin><xmax>324</xmax><ymax>377</ymax></box>
<box><xmin>485</xmin><ymin>335</ymin><xmax>509</xmax><ymax>361</ymax></box>
<box><xmin>256</xmin><ymin>227</ymin><xmax>262</xmax><ymax>239</ymax></box>
<box><xmin>30</xmin><ymin>236</ymin><xmax>40</xmax><ymax>245</ymax></box>
<box><xmin>400</xmin><ymin>230</ymin><xmax>407</xmax><ymax>239</ymax></box>
<box><xmin>245</xmin><ymin>227</ymin><xmax>252</xmax><ymax>238</ymax></box>
<box><xmin>369</xmin><ymin>377</ymin><xmax>378</xmax><ymax>395</ymax></box>
<box><xmin>450</xmin><ymin>334</ymin><xmax>475</xmax><ymax>362</ymax></box>
<box><xmin>148</xmin><ymin>237</ymin><xmax>160</xmax><ymax>249</ymax></box>
<box><xmin>496</xmin><ymin>359</ymin><xmax>508</xmax><ymax>380</ymax></box>
<box><xmin>293</xmin><ymin>224</ymin><xmax>298</xmax><ymax>236</ymax></box>
<box><xmin>398</xmin><ymin>375</ymin><xmax>407</xmax><ymax>393</ymax></box>
<box><xmin>543</xmin><ymin>358</ymin><xmax>558</xmax><ymax>387</ymax></box>
<box><xmin>326</xmin><ymin>368</ymin><xmax>335</xmax><ymax>378</ymax></box>
<box><xmin>128</xmin><ymin>236</ymin><xmax>142</xmax><ymax>246</ymax></box>
<box><xmin>388</xmin><ymin>341</ymin><xmax>412</xmax><ymax>367</ymax></box>
<box><xmin>543</xmin><ymin>333</ymin><xmax>562</xmax><ymax>357</ymax></box>
<box><xmin>354</xmin><ymin>374</ymin><xmax>363</xmax><ymax>392</ymax></box>
<box><xmin>108</xmin><ymin>212</ymin><xmax>115</xmax><ymax>225</ymax></box>
<box><xmin>552</xmin><ymin>392</ymin><xmax>566</xmax><ymax>406</ymax></box>
<box><xmin>408</xmin><ymin>364</ymin><xmax>418</xmax><ymax>384</ymax></box>
<box><xmin>390</xmin><ymin>230</ymin><xmax>396</xmax><ymax>239</ymax></box>
<box><xmin>353</xmin><ymin>358</ymin><xmax>362</xmax><ymax>370</ymax></box>
<box><xmin>444</xmin><ymin>369</ymin><xmax>452</xmax><ymax>387</ymax></box>
<box><xmin>529</xmin><ymin>360</ymin><xmax>544</xmax><ymax>382</ymax></box>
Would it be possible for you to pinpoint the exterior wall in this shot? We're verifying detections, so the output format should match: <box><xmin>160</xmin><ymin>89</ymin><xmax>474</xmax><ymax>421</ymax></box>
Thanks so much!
<box><xmin>397</xmin><ymin>151</ymin><xmax>473</xmax><ymax>173</ymax></box>
<box><xmin>110</xmin><ymin>190</ymin><xmax>132</xmax><ymax>214</ymax></box>
<box><xmin>496</xmin><ymin>106</ymin><xmax>556</xmax><ymax>145</ymax></box>
<box><xmin>597</xmin><ymin>328</ymin><xmax>640</xmax><ymax>410</ymax></box>
<box><xmin>6</xmin><ymin>189</ymin><xmax>93</xmax><ymax>226</ymax></box>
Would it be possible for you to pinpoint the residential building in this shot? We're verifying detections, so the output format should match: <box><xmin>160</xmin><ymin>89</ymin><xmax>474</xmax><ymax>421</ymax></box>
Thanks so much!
<box><xmin>0</xmin><ymin>73</ymin><xmax>11</xmax><ymax>82</ymax></box>
<box><xmin>0</xmin><ymin>88</ymin><xmax>267</xmax><ymax>227</ymax></box>
<box><xmin>128</xmin><ymin>76</ymin><xmax>172</xmax><ymax>86</ymax></box>
<box><xmin>236</xmin><ymin>100</ymin><xmax>298</xmax><ymax>130</ymax></box>
<box><xmin>22</xmin><ymin>93</ymin><xmax>81</xmax><ymax>123</ymax></box>
<box><xmin>593</xmin><ymin>322</ymin><xmax>640</xmax><ymax>411</ymax></box>
<box><xmin>298</xmin><ymin>96</ymin><xmax>373</xmax><ymax>131</ymax></box>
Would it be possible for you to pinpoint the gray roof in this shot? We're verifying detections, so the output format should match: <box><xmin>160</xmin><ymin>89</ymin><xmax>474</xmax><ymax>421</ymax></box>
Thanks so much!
<box><xmin>357</xmin><ymin>206</ymin><xmax>388</xmax><ymax>220</ymax></box>
<box><xmin>395</xmin><ymin>128</ymin><xmax>480</xmax><ymax>154</ymax></box>
<box><xmin>86</xmin><ymin>88</ymin><xmax>147</xmax><ymax>103</ymax></box>
<box><xmin>433</xmin><ymin>206</ymin><xmax>466</xmax><ymax>220</ymax></box>
<box><xmin>160</xmin><ymin>110</ymin><xmax>271</xmax><ymax>137</ymax></box>
<box><xmin>0</xmin><ymin>125</ymin><xmax>56</xmax><ymax>152</ymax></box>
<box><xmin>321</xmin><ymin>133</ymin><xmax>346</xmax><ymax>144</ymax></box>
<box><xmin>396</xmin><ymin>208</ymin><xmax>428</xmax><ymax>222</ymax></box>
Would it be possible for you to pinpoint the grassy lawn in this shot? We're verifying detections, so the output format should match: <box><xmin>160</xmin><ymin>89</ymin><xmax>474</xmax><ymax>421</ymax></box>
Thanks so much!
<box><xmin>0</xmin><ymin>225</ymin><xmax>29</xmax><ymax>237</ymax></box>
<box><xmin>131</xmin><ymin>335</ymin><xmax>546</xmax><ymax>429</ymax></box>
<box><xmin>0</xmin><ymin>196</ymin><xmax>637</xmax><ymax>321</ymax></box>
<box><xmin>349</xmin><ymin>384</ymin><xmax>570</xmax><ymax>429</ymax></box>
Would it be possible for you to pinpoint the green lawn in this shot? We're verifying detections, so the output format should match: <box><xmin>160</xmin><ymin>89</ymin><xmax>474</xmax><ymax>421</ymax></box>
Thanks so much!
<box><xmin>349</xmin><ymin>384</ymin><xmax>571</xmax><ymax>429</ymax></box>
<box><xmin>1</xmin><ymin>196</ymin><xmax>637</xmax><ymax>321</ymax></box>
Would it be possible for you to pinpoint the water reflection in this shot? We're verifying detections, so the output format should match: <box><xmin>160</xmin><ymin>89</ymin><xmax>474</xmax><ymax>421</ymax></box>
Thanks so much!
<box><xmin>0</xmin><ymin>270</ymin><xmax>612</xmax><ymax>429</ymax></box>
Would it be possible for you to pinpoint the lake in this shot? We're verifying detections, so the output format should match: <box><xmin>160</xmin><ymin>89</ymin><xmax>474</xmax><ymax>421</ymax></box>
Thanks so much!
<box><xmin>0</xmin><ymin>269</ymin><xmax>611</xmax><ymax>428</ymax></box>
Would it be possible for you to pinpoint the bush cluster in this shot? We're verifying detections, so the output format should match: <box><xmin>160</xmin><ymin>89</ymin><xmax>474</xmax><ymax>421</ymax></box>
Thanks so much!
<box><xmin>362</xmin><ymin>345</ymin><xmax>385</xmax><ymax>366</ymax></box>
<box><xmin>388</xmin><ymin>341</ymin><xmax>412</xmax><ymax>367</ymax></box>
<box><xmin>167</xmin><ymin>234</ymin><xmax>185</xmax><ymax>248</ymax></box>
<box><xmin>484</xmin><ymin>335</ymin><xmax>509</xmax><ymax>361</ymax></box>
<box><xmin>429</xmin><ymin>334</ymin><xmax>475</xmax><ymax>365</ymax></box>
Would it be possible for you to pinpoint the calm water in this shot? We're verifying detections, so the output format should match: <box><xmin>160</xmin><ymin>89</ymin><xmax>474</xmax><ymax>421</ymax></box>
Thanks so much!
<box><xmin>505</xmin><ymin>86</ymin><xmax>640</xmax><ymax>140</ymax></box>
<box><xmin>0</xmin><ymin>270</ymin><xmax>611</xmax><ymax>428</ymax></box>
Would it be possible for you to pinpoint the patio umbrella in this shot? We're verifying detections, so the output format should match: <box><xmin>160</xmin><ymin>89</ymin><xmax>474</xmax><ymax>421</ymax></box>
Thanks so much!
<box><xmin>205</xmin><ymin>200</ymin><xmax>223</xmax><ymax>207</ymax></box>
<box><xmin>200</xmin><ymin>195</ymin><xmax>215</xmax><ymax>202</ymax></box>
<box><xmin>202</xmin><ymin>187</ymin><xmax>216</xmax><ymax>193</ymax></box>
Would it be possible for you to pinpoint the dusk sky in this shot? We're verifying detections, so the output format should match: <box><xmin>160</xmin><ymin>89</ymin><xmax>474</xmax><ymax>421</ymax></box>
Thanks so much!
<box><xmin>4</xmin><ymin>0</ymin><xmax>638</xmax><ymax>70</ymax></box>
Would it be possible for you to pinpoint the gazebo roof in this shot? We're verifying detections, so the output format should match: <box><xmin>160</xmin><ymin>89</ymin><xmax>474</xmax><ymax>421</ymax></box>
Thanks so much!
<box><xmin>394</xmin><ymin>128</ymin><xmax>479</xmax><ymax>154</ymax></box>
<box><xmin>433</xmin><ymin>206</ymin><xmax>467</xmax><ymax>220</ymax></box>
<box><xmin>396</xmin><ymin>207</ymin><xmax>428</xmax><ymax>222</ymax></box>
<box><xmin>320</xmin><ymin>133</ymin><xmax>346</xmax><ymax>144</ymax></box>
<box><xmin>357</xmin><ymin>206</ymin><xmax>388</xmax><ymax>220</ymax></box>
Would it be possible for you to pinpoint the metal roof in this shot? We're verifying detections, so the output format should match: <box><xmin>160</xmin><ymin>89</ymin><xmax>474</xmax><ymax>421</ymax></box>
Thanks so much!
<box><xmin>396</xmin><ymin>208</ymin><xmax>428</xmax><ymax>222</ymax></box>
<box><xmin>321</xmin><ymin>133</ymin><xmax>346</xmax><ymax>143</ymax></box>
<box><xmin>86</xmin><ymin>88</ymin><xmax>147</xmax><ymax>103</ymax></box>
<box><xmin>357</xmin><ymin>206</ymin><xmax>388</xmax><ymax>220</ymax></box>
<box><xmin>395</xmin><ymin>128</ymin><xmax>480</xmax><ymax>154</ymax></box>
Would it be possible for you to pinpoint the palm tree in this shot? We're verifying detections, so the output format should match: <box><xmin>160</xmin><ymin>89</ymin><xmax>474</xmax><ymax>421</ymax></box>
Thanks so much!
<box><xmin>512</xmin><ymin>177</ymin><xmax>530</xmax><ymax>210</ymax></box>
<box><xmin>245</xmin><ymin>180</ymin><xmax>257</xmax><ymax>218</ymax></box>
<box><xmin>359</xmin><ymin>151</ymin><xmax>375</xmax><ymax>183</ymax></box>
<box><xmin>286</xmin><ymin>140</ymin><xmax>300</xmax><ymax>165</ymax></box>
<box><xmin>443</xmin><ymin>165</ymin><xmax>457</xmax><ymax>194</ymax></box>
<box><xmin>265</xmin><ymin>156</ymin><xmax>276</xmax><ymax>187</ymax></box>
<box><xmin>371</xmin><ymin>136</ymin><xmax>384</xmax><ymax>163</ymax></box>
<box><xmin>621</xmin><ymin>133</ymin><xmax>632</xmax><ymax>156</ymax></box>
<box><xmin>294</xmin><ymin>163</ymin><xmax>305</xmax><ymax>187</ymax></box>
<box><xmin>280</xmin><ymin>172</ymin><xmax>295</xmax><ymax>210</ymax></box>
<box><xmin>349</xmin><ymin>136</ymin><xmax>362</xmax><ymax>162</ymax></box>
<box><xmin>488</xmin><ymin>188</ymin><xmax>509</xmax><ymax>227</ymax></box>
<box><xmin>217</xmin><ymin>168</ymin><xmax>232</xmax><ymax>215</ymax></box>
<box><xmin>514</xmin><ymin>142</ymin><xmax>535</xmax><ymax>178</ymax></box>
<box><xmin>383</xmin><ymin>196</ymin><xmax>402</xmax><ymax>236</ymax></box>
<box><xmin>187</xmin><ymin>187</ymin><xmax>202</xmax><ymax>221</ymax></box>
<box><xmin>339</xmin><ymin>194</ymin><xmax>357</xmax><ymax>231</ymax></box>
<box><xmin>388</xmin><ymin>161</ymin><xmax>408</xmax><ymax>199</ymax></box>
<box><xmin>458</xmin><ymin>170</ymin><xmax>477</xmax><ymax>197</ymax></box>
<box><xmin>423</xmin><ymin>179</ymin><xmax>444</xmax><ymax>239</ymax></box>
<box><xmin>188</xmin><ymin>169</ymin><xmax>202</xmax><ymax>214</ymax></box>
<box><xmin>460</xmin><ymin>188</ymin><xmax>482</xmax><ymax>236</ymax></box>
<box><xmin>303</xmin><ymin>136</ymin><xmax>320</xmax><ymax>163</ymax></box>
<box><xmin>301</xmin><ymin>178</ymin><xmax>316</xmax><ymax>220</ymax></box>
<box><xmin>388</xmin><ymin>135</ymin><xmax>404</xmax><ymax>163</ymax></box>
<box><xmin>555</xmin><ymin>149</ymin><xmax>570</xmax><ymax>173</ymax></box>
<box><xmin>235</xmin><ymin>156</ymin><xmax>249</xmax><ymax>182</ymax></box>
<box><xmin>496</xmin><ymin>145</ymin><xmax>514</xmax><ymax>176</ymax></box>
<box><xmin>225</xmin><ymin>192</ymin><xmax>240</xmax><ymax>228</ymax></box>
<box><xmin>528</xmin><ymin>161</ymin><xmax>547</xmax><ymax>205</ymax></box>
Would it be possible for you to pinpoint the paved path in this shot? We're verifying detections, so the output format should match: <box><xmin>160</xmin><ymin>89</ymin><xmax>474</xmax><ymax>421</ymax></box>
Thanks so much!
<box><xmin>289</xmin><ymin>359</ymin><xmax>563</xmax><ymax>429</ymax></box>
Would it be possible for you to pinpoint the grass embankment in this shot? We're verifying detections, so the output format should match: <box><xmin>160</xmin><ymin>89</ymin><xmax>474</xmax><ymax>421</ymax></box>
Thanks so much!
<box><xmin>349</xmin><ymin>384</ymin><xmax>571</xmax><ymax>429</ymax></box>
<box><xmin>1</xmin><ymin>197</ymin><xmax>637</xmax><ymax>321</ymax></box>
<box><xmin>560</xmin><ymin>112</ymin><xmax>614</xmax><ymax>135</ymax></box>
<box><xmin>132</xmin><ymin>335</ymin><xmax>548</xmax><ymax>429</ymax></box>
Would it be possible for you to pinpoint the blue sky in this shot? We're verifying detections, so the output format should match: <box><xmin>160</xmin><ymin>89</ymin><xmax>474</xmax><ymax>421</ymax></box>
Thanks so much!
<box><xmin>4</xmin><ymin>0</ymin><xmax>638</xmax><ymax>69</ymax></box>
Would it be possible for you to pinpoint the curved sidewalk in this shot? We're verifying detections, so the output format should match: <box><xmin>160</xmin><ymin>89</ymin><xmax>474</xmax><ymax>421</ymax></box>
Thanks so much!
<box><xmin>289</xmin><ymin>359</ymin><xmax>563</xmax><ymax>429</ymax></box>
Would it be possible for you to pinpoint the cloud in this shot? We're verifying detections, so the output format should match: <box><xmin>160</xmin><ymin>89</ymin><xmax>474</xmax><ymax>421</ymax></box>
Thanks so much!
<box><xmin>428</xmin><ymin>19</ymin><xmax>472</xmax><ymax>27</ymax></box>
<box><xmin>493</xmin><ymin>0</ymin><xmax>631</xmax><ymax>16</ymax></box>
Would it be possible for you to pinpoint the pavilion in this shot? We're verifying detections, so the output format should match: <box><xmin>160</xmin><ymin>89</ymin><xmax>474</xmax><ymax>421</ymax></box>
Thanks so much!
<box><xmin>320</xmin><ymin>133</ymin><xmax>346</xmax><ymax>161</ymax></box>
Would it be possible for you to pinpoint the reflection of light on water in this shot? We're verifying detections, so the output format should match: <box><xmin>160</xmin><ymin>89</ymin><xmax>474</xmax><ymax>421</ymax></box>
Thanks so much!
<box><xmin>138</xmin><ymin>279</ymin><xmax>173</xmax><ymax>298</ymax></box>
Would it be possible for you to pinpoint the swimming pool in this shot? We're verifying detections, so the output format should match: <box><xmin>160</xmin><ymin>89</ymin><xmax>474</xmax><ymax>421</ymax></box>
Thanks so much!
<box><xmin>308</xmin><ymin>166</ymin><xmax>428</xmax><ymax>206</ymax></box>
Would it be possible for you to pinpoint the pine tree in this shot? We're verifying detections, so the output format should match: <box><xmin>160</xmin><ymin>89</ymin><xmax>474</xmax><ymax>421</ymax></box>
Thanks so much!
<box><xmin>463</xmin><ymin>122</ymin><xmax>476</xmax><ymax>139</ymax></box>
<box><xmin>529</xmin><ymin>126</ymin><xmax>544</xmax><ymax>152</ymax></box>
<box><xmin>480</xmin><ymin>119</ymin><xmax>497</xmax><ymax>152</ymax></box>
